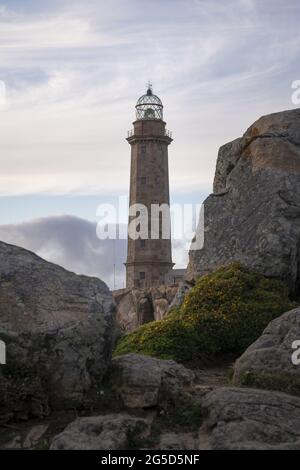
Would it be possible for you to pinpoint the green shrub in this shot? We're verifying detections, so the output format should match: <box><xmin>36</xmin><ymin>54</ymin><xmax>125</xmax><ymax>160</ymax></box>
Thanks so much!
<box><xmin>114</xmin><ymin>263</ymin><xmax>296</xmax><ymax>363</ymax></box>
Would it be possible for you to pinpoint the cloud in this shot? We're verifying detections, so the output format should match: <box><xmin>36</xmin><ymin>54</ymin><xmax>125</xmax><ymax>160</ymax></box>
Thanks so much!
<box><xmin>0</xmin><ymin>215</ymin><xmax>127</xmax><ymax>289</ymax></box>
<box><xmin>0</xmin><ymin>0</ymin><xmax>299</xmax><ymax>198</ymax></box>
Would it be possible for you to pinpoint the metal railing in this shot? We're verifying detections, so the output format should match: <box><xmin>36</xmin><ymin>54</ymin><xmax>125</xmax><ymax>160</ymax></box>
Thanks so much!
<box><xmin>127</xmin><ymin>129</ymin><xmax>173</xmax><ymax>138</ymax></box>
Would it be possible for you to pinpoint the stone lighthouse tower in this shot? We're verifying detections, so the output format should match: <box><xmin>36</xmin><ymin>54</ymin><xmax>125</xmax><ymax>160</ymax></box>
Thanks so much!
<box><xmin>125</xmin><ymin>85</ymin><xmax>174</xmax><ymax>288</ymax></box>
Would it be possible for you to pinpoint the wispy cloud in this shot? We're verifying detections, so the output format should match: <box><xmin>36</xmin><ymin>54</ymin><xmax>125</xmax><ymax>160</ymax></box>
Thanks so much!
<box><xmin>0</xmin><ymin>215</ymin><xmax>127</xmax><ymax>289</ymax></box>
<box><xmin>0</xmin><ymin>0</ymin><xmax>299</xmax><ymax>198</ymax></box>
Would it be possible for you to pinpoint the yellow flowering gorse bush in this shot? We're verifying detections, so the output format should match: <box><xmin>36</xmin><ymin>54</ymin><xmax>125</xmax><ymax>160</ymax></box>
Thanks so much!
<box><xmin>114</xmin><ymin>263</ymin><xmax>296</xmax><ymax>364</ymax></box>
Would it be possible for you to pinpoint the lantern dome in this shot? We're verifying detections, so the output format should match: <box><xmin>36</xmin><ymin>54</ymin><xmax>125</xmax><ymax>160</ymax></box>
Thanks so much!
<box><xmin>135</xmin><ymin>85</ymin><xmax>163</xmax><ymax>120</ymax></box>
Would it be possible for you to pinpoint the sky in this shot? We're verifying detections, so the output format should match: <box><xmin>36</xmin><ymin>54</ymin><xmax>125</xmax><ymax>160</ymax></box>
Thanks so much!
<box><xmin>0</xmin><ymin>0</ymin><xmax>299</xmax><ymax>288</ymax></box>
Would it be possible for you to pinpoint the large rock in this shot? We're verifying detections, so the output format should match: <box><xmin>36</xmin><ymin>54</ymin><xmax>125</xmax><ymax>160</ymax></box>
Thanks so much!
<box><xmin>50</xmin><ymin>414</ymin><xmax>147</xmax><ymax>450</ymax></box>
<box><xmin>201</xmin><ymin>387</ymin><xmax>300</xmax><ymax>450</ymax></box>
<box><xmin>0</xmin><ymin>241</ymin><xmax>116</xmax><ymax>417</ymax></box>
<box><xmin>187</xmin><ymin>108</ymin><xmax>300</xmax><ymax>296</ymax></box>
<box><xmin>109</xmin><ymin>353</ymin><xmax>195</xmax><ymax>408</ymax></box>
<box><xmin>233</xmin><ymin>307</ymin><xmax>300</xmax><ymax>395</ymax></box>
<box><xmin>113</xmin><ymin>285</ymin><xmax>178</xmax><ymax>332</ymax></box>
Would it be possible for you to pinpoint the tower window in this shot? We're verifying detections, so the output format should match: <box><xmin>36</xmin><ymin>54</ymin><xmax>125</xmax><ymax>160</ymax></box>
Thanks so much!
<box><xmin>139</xmin><ymin>272</ymin><xmax>146</xmax><ymax>280</ymax></box>
<box><xmin>141</xmin><ymin>177</ymin><xmax>146</xmax><ymax>185</ymax></box>
<box><xmin>140</xmin><ymin>239</ymin><xmax>146</xmax><ymax>248</ymax></box>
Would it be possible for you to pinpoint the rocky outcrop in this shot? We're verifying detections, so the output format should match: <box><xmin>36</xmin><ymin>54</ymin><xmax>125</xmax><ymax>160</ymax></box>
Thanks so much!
<box><xmin>113</xmin><ymin>285</ymin><xmax>178</xmax><ymax>332</ymax></box>
<box><xmin>50</xmin><ymin>414</ymin><xmax>148</xmax><ymax>450</ymax></box>
<box><xmin>233</xmin><ymin>307</ymin><xmax>300</xmax><ymax>395</ymax></box>
<box><xmin>201</xmin><ymin>387</ymin><xmax>300</xmax><ymax>450</ymax></box>
<box><xmin>48</xmin><ymin>380</ymin><xmax>300</xmax><ymax>450</ymax></box>
<box><xmin>0</xmin><ymin>241</ymin><xmax>116</xmax><ymax>418</ymax></box>
<box><xmin>187</xmin><ymin>109</ymin><xmax>300</xmax><ymax>296</ymax></box>
<box><xmin>109</xmin><ymin>353</ymin><xmax>195</xmax><ymax>408</ymax></box>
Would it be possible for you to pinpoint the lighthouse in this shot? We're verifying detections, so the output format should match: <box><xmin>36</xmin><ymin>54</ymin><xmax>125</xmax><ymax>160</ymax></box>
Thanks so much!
<box><xmin>125</xmin><ymin>85</ymin><xmax>174</xmax><ymax>288</ymax></box>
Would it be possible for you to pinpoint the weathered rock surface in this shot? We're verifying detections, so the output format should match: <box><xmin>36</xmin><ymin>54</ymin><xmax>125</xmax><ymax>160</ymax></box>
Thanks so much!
<box><xmin>201</xmin><ymin>387</ymin><xmax>300</xmax><ymax>450</ymax></box>
<box><xmin>158</xmin><ymin>432</ymin><xmax>197</xmax><ymax>450</ymax></box>
<box><xmin>233</xmin><ymin>307</ymin><xmax>300</xmax><ymax>395</ymax></box>
<box><xmin>0</xmin><ymin>241</ymin><xmax>116</xmax><ymax>417</ymax></box>
<box><xmin>50</xmin><ymin>414</ymin><xmax>147</xmax><ymax>450</ymax></box>
<box><xmin>187</xmin><ymin>108</ymin><xmax>300</xmax><ymax>296</ymax></box>
<box><xmin>49</xmin><ymin>384</ymin><xmax>300</xmax><ymax>450</ymax></box>
<box><xmin>113</xmin><ymin>285</ymin><xmax>178</xmax><ymax>332</ymax></box>
<box><xmin>168</xmin><ymin>281</ymin><xmax>193</xmax><ymax>310</ymax></box>
<box><xmin>22</xmin><ymin>424</ymin><xmax>49</xmax><ymax>449</ymax></box>
<box><xmin>109</xmin><ymin>353</ymin><xmax>195</xmax><ymax>408</ymax></box>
